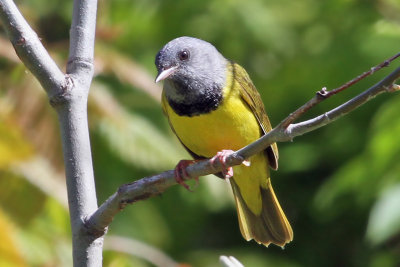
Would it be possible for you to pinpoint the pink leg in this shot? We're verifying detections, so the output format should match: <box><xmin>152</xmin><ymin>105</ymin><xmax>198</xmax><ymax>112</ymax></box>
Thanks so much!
<box><xmin>174</xmin><ymin>160</ymin><xmax>199</xmax><ymax>191</ymax></box>
<box><xmin>210</xmin><ymin>150</ymin><xmax>235</xmax><ymax>179</ymax></box>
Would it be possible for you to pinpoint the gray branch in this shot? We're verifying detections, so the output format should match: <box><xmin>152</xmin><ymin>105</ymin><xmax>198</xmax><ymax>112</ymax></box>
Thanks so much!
<box><xmin>238</xmin><ymin>66</ymin><xmax>400</xmax><ymax>159</ymax></box>
<box><xmin>86</xmin><ymin>64</ymin><xmax>400</xmax><ymax>236</ymax></box>
<box><xmin>0</xmin><ymin>0</ymin><xmax>100</xmax><ymax>266</ymax></box>
<box><xmin>2</xmin><ymin>0</ymin><xmax>400</xmax><ymax>265</ymax></box>
<box><xmin>0</xmin><ymin>0</ymin><xmax>66</xmax><ymax>99</ymax></box>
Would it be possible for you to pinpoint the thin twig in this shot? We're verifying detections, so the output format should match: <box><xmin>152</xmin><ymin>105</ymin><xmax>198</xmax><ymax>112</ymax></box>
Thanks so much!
<box><xmin>326</xmin><ymin>52</ymin><xmax>400</xmax><ymax>97</ymax></box>
<box><xmin>86</xmin><ymin>55</ymin><xmax>400</xmax><ymax>235</ymax></box>
<box><xmin>279</xmin><ymin>52</ymin><xmax>400</xmax><ymax>128</ymax></box>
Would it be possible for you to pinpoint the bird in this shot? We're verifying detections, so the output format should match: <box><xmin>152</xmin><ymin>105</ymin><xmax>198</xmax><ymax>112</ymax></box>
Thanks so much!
<box><xmin>155</xmin><ymin>36</ymin><xmax>293</xmax><ymax>247</ymax></box>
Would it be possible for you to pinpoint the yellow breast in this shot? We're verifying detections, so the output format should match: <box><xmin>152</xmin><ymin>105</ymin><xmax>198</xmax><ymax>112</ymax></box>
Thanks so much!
<box><xmin>163</xmin><ymin>78</ymin><xmax>262</xmax><ymax>158</ymax></box>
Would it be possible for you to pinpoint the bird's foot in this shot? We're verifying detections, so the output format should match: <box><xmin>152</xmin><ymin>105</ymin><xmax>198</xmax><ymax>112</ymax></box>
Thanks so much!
<box><xmin>174</xmin><ymin>160</ymin><xmax>199</xmax><ymax>191</ymax></box>
<box><xmin>210</xmin><ymin>150</ymin><xmax>235</xmax><ymax>179</ymax></box>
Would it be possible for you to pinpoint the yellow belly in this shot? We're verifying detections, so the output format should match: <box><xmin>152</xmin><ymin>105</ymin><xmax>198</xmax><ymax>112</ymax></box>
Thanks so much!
<box><xmin>164</xmin><ymin>90</ymin><xmax>261</xmax><ymax>157</ymax></box>
<box><xmin>164</xmin><ymin>87</ymin><xmax>268</xmax><ymax>215</ymax></box>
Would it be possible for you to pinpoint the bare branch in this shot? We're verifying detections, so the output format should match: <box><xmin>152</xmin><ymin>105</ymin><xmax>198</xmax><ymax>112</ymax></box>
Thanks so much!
<box><xmin>1</xmin><ymin>0</ymin><xmax>101</xmax><ymax>265</ymax></box>
<box><xmin>279</xmin><ymin>52</ymin><xmax>400</xmax><ymax>128</ymax></box>
<box><xmin>67</xmin><ymin>0</ymin><xmax>97</xmax><ymax>77</ymax></box>
<box><xmin>237</xmin><ymin>66</ymin><xmax>400</xmax><ymax>160</ymax></box>
<box><xmin>326</xmin><ymin>52</ymin><xmax>400</xmax><ymax>97</ymax></box>
<box><xmin>55</xmin><ymin>1</ymin><xmax>101</xmax><ymax>266</ymax></box>
<box><xmin>285</xmin><ymin>70</ymin><xmax>400</xmax><ymax>138</ymax></box>
<box><xmin>86</xmin><ymin>55</ymin><xmax>400</xmax><ymax>235</ymax></box>
<box><xmin>0</xmin><ymin>0</ymin><xmax>67</xmax><ymax>98</ymax></box>
<box><xmin>2</xmin><ymin>0</ymin><xmax>399</xmax><ymax>262</ymax></box>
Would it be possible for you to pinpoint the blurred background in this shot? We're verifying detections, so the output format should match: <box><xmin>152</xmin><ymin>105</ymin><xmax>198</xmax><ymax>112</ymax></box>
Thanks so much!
<box><xmin>1</xmin><ymin>0</ymin><xmax>400</xmax><ymax>266</ymax></box>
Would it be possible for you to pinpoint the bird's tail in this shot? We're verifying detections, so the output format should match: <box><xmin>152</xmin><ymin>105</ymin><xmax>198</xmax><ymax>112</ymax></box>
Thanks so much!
<box><xmin>230</xmin><ymin>178</ymin><xmax>293</xmax><ymax>247</ymax></box>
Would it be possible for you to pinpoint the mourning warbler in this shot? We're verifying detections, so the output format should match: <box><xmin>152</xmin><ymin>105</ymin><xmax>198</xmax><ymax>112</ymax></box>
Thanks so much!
<box><xmin>155</xmin><ymin>36</ymin><xmax>293</xmax><ymax>247</ymax></box>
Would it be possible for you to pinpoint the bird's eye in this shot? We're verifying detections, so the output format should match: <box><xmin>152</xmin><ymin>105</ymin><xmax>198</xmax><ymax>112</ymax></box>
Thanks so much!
<box><xmin>178</xmin><ymin>50</ymin><xmax>190</xmax><ymax>61</ymax></box>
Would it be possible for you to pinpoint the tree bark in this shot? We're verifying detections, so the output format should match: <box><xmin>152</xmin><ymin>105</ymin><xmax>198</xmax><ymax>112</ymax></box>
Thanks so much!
<box><xmin>0</xmin><ymin>0</ymin><xmax>101</xmax><ymax>265</ymax></box>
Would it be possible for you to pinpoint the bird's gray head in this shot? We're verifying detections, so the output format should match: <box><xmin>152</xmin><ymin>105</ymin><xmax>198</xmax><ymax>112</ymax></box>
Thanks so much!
<box><xmin>155</xmin><ymin>37</ymin><xmax>228</xmax><ymax>116</ymax></box>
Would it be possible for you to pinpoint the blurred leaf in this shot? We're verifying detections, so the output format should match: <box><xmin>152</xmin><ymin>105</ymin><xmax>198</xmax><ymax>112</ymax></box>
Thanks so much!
<box><xmin>0</xmin><ymin>170</ymin><xmax>46</xmax><ymax>226</ymax></box>
<box><xmin>95</xmin><ymin>44</ymin><xmax>162</xmax><ymax>102</ymax></box>
<box><xmin>104</xmin><ymin>235</ymin><xmax>179</xmax><ymax>267</ymax></box>
<box><xmin>10</xmin><ymin>157</ymin><xmax>68</xmax><ymax>208</ymax></box>
<box><xmin>366</xmin><ymin>183</ymin><xmax>400</xmax><ymax>246</ymax></box>
<box><xmin>279</xmin><ymin>143</ymin><xmax>319</xmax><ymax>173</ymax></box>
<box><xmin>109</xmin><ymin>200</ymin><xmax>172</xmax><ymax>249</ymax></box>
<box><xmin>367</xmin><ymin>96</ymin><xmax>400</xmax><ymax>175</ymax></box>
<box><xmin>369</xmin><ymin>251</ymin><xmax>399</xmax><ymax>267</ymax></box>
<box><xmin>0</xmin><ymin>71</ymin><xmax>64</xmax><ymax>170</ymax></box>
<box><xmin>0</xmin><ymin>120</ymin><xmax>32</xmax><ymax>168</ymax></box>
<box><xmin>89</xmin><ymin>83</ymin><xmax>186</xmax><ymax>171</ymax></box>
<box><xmin>188</xmin><ymin>249</ymin><xmax>300</xmax><ymax>267</ymax></box>
<box><xmin>201</xmin><ymin>176</ymin><xmax>233</xmax><ymax>212</ymax></box>
<box><xmin>0</xmin><ymin>208</ymin><xmax>26</xmax><ymax>266</ymax></box>
<box><xmin>104</xmin><ymin>254</ymin><xmax>148</xmax><ymax>267</ymax></box>
<box><xmin>16</xmin><ymin>198</ymin><xmax>72</xmax><ymax>267</ymax></box>
<box><xmin>314</xmin><ymin>156</ymin><xmax>366</xmax><ymax>215</ymax></box>
<box><xmin>314</xmin><ymin>95</ymin><xmax>400</xmax><ymax>215</ymax></box>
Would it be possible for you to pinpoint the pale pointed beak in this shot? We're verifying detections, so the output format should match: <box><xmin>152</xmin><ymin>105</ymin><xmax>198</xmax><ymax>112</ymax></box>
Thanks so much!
<box><xmin>155</xmin><ymin>66</ymin><xmax>178</xmax><ymax>83</ymax></box>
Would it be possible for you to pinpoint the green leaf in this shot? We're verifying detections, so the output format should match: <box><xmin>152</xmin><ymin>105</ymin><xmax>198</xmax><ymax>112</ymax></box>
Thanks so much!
<box><xmin>0</xmin><ymin>120</ymin><xmax>33</xmax><ymax>168</ymax></box>
<box><xmin>0</xmin><ymin>171</ymin><xmax>46</xmax><ymax>226</ymax></box>
<box><xmin>366</xmin><ymin>183</ymin><xmax>400</xmax><ymax>246</ymax></box>
<box><xmin>0</xmin><ymin>208</ymin><xmax>26</xmax><ymax>266</ymax></box>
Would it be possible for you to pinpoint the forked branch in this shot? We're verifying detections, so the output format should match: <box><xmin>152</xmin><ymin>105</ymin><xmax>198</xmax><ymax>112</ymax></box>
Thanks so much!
<box><xmin>0</xmin><ymin>0</ymin><xmax>100</xmax><ymax>266</ymax></box>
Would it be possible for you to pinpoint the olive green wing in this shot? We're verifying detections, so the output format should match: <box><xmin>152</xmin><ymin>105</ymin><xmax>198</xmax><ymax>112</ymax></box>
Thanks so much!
<box><xmin>232</xmin><ymin>62</ymin><xmax>279</xmax><ymax>170</ymax></box>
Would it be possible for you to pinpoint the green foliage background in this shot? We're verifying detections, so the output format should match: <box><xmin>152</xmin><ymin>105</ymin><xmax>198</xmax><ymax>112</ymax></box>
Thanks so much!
<box><xmin>0</xmin><ymin>0</ymin><xmax>400</xmax><ymax>266</ymax></box>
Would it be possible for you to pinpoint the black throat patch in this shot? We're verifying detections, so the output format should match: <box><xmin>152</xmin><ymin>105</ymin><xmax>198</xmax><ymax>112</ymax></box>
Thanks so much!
<box><xmin>166</xmin><ymin>81</ymin><xmax>223</xmax><ymax>117</ymax></box>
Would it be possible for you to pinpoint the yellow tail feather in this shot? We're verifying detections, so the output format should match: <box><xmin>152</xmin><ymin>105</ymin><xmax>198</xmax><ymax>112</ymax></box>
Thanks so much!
<box><xmin>231</xmin><ymin>178</ymin><xmax>293</xmax><ymax>247</ymax></box>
